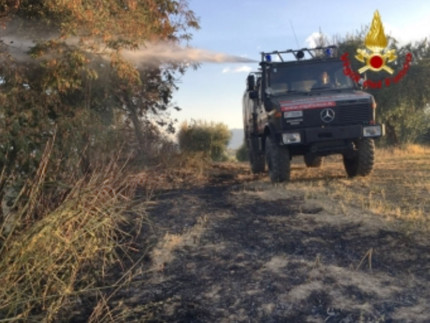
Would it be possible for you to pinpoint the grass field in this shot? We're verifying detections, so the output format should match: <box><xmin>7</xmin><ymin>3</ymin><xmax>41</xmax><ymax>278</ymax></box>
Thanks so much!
<box><xmin>287</xmin><ymin>145</ymin><xmax>430</xmax><ymax>234</ymax></box>
<box><xmin>1</xmin><ymin>144</ymin><xmax>429</xmax><ymax>321</ymax></box>
<box><xmin>109</xmin><ymin>144</ymin><xmax>430</xmax><ymax>322</ymax></box>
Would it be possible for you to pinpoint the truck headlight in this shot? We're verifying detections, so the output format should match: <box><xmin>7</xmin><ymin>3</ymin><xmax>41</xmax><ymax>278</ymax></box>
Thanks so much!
<box><xmin>282</xmin><ymin>132</ymin><xmax>301</xmax><ymax>144</ymax></box>
<box><xmin>363</xmin><ymin>125</ymin><xmax>382</xmax><ymax>137</ymax></box>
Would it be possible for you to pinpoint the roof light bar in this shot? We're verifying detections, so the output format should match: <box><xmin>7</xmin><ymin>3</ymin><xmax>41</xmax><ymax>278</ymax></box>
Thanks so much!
<box><xmin>260</xmin><ymin>45</ymin><xmax>338</xmax><ymax>62</ymax></box>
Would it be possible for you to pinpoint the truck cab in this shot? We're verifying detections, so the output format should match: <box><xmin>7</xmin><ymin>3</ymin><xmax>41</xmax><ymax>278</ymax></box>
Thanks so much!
<box><xmin>243</xmin><ymin>46</ymin><xmax>384</xmax><ymax>182</ymax></box>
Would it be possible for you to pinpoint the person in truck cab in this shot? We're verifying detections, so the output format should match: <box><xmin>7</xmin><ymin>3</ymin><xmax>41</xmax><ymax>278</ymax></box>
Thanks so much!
<box><xmin>312</xmin><ymin>71</ymin><xmax>334</xmax><ymax>90</ymax></box>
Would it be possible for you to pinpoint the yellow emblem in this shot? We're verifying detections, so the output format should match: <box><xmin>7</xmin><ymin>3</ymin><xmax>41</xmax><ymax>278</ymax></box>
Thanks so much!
<box><xmin>355</xmin><ymin>10</ymin><xmax>397</xmax><ymax>74</ymax></box>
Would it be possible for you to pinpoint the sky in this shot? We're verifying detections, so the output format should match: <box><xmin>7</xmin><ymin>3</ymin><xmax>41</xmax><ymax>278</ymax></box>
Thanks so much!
<box><xmin>170</xmin><ymin>0</ymin><xmax>430</xmax><ymax>130</ymax></box>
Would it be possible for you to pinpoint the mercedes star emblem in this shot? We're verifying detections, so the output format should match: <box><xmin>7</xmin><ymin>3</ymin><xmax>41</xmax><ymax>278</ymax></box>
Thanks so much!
<box><xmin>320</xmin><ymin>108</ymin><xmax>335</xmax><ymax>123</ymax></box>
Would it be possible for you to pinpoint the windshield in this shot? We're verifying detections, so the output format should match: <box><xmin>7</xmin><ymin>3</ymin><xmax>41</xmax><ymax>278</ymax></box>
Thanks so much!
<box><xmin>267</xmin><ymin>60</ymin><xmax>355</xmax><ymax>95</ymax></box>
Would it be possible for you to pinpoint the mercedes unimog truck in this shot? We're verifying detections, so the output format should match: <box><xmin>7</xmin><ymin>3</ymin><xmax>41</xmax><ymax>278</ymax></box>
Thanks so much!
<box><xmin>243</xmin><ymin>46</ymin><xmax>384</xmax><ymax>183</ymax></box>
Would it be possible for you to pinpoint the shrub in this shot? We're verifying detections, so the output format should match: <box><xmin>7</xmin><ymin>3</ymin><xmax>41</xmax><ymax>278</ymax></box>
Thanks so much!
<box><xmin>0</xmin><ymin>145</ymin><xmax>145</xmax><ymax>322</ymax></box>
<box><xmin>178</xmin><ymin>121</ymin><xmax>231</xmax><ymax>162</ymax></box>
<box><xmin>236</xmin><ymin>142</ymin><xmax>249</xmax><ymax>162</ymax></box>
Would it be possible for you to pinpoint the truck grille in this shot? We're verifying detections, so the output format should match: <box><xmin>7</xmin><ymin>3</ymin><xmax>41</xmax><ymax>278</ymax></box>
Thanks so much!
<box><xmin>284</xmin><ymin>103</ymin><xmax>372</xmax><ymax>128</ymax></box>
<box><xmin>338</xmin><ymin>104</ymin><xmax>372</xmax><ymax>124</ymax></box>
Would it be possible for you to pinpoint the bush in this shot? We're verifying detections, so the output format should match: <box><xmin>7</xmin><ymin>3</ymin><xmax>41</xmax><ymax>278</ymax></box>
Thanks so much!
<box><xmin>236</xmin><ymin>142</ymin><xmax>249</xmax><ymax>162</ymax></box>
<box><xmin>383</xmin><ymin>104</ymin><xmax>430</xmax><ymax>145</ymax></box>
<box><xmin>0</xmin><ymin>145</ymin><xmax>145</xmax><ymax>322</ymax></box>
<box><xmin>178</xmin><ymin>121</ymin><xmax>231</xmax><ymax>162</ymax></box>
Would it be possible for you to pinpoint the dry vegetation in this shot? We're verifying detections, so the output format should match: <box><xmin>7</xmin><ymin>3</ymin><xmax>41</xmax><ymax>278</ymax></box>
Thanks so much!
<box><xmin>0</xmin><ymin>153</ymin><xmax>147</xmax><ymax>322</ymax></box>
<box><xmin>289</xmin><ymin>144</ymin><xmax>430</xmax><ymax>233</ymax></box>
<box><xmin>1</xmin><ymin>144</ymin><xmax>429</xmax><ymax>321</ymax></box>
<box><xmin>110</xmin><ymin>144</ymin><xmax>430</xmax><ymax>322</ymax></box>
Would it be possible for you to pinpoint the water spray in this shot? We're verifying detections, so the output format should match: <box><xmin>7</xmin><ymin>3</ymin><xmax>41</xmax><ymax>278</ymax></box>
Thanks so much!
<box><xmin>1</xmin><ymin>32</ymin><xmax>256</xmax><ymax>66</ymax></box>
<box><xmin>122</xmin><ymin>42</ymin><xmax>257</xmax><ymax>65</ymax></box>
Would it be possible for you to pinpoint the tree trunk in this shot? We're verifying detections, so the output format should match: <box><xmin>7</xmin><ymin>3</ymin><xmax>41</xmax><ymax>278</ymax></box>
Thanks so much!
<box><xmin>385</xmin><ymin>121</ymin><xmax>399</xmax><ymax>146</ymax></box>
<box><xmin>128</xmin><ymin>106</ymin><xmax>146</xmax><ymax>154</ymax></box>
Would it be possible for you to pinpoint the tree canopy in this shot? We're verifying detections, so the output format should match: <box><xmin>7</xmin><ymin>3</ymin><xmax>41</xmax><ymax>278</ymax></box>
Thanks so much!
<box><xmin>336</xmin><ymin>34</ymin><xmax>430</xmax><ymax>145</ymax></box>
<box><xmin>0</xmin><ymin>1</ymin><xmax>199</xmax><ymax>189</ymax></box>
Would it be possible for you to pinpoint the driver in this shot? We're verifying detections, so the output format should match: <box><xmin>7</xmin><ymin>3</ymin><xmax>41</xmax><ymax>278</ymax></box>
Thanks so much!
<box><xmin>312</xmin><ymin>71</ymin><xmax>334</xmax><ymax>89</ymax></box>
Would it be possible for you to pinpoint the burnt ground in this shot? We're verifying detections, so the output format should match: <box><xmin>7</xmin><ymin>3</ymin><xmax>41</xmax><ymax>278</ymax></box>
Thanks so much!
<box><xmin>112</xmin><ymin>164</ymin><xmax>430</xmax><ymax>322</ymax></box>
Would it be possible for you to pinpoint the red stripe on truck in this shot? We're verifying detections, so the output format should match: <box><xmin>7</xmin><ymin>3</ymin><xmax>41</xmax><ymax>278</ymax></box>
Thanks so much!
<box><xmin>280</xmin><ymin>100</ymin><xmax>336</xmax><ymax>111</ymax></box>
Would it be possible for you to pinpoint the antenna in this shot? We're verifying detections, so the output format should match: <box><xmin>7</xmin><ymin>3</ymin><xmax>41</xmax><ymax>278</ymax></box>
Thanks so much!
<box><xmin>289</xmin><ymin>20</ymin><xmax>300</xmax><ymax>48</ymax></box>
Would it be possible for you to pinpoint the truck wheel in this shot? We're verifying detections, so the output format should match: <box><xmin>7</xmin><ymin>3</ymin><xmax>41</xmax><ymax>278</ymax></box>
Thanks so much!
<box><xmin>304</xmin><ymin>155</ymin><xmax>324</xmax><ymax>168</ymax></box>
<box><xmin>343</xmin><ymin>138</ymin><xmax>375</xmax><ymax>177</ymax></box>
<box><xmin>265</xmin><ymin>137</ymin><xmax>290</xmax><ymax>183</ymax></box>
<box><xmin>249</xmin><ymin>144</ymin><xmax>265</xmax><ymax>173</ymax></box>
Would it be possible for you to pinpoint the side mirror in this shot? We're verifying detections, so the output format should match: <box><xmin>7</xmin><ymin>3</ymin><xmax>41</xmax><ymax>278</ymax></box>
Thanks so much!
<box><xmin>249</xmin><ymin>90</ymin><xmax>258</xmax><ymax>99</ymax></box>
<box><xmin>246</xmin><ymin>75</ymin><xmax>255</xmax><ymax>91</ymax></box>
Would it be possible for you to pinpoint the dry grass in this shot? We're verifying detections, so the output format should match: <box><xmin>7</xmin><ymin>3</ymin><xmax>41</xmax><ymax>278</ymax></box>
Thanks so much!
<box><xmin>286</xmin><ymin>144</ymin><xmax>430</xmax><ymax>233</ymax></box>
<box><xmin>1</xmin><ymin>140</ymin><xmax>428</xmax><ymax>321</ymax></box>
<box><xmin>134</xmin><ymin>152</ymin><xmax>214</xmax><ymax>191</ymax></box>
<box><xmin>0</xmin><ymin>143</ymin><xmax>225</xmax><ymax>321</ymax></box>
<box><xmin>0</xmin><ymin>147</ymin><xmax>147</xmax><ymax>322</ymax></box>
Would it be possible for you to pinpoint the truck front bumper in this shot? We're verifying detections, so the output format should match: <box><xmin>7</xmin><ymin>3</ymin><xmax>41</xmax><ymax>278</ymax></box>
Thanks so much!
<box><xmin>281</xmin><ymin>124</ymin><xmax>384</xmax><ymax>145</ymax></box>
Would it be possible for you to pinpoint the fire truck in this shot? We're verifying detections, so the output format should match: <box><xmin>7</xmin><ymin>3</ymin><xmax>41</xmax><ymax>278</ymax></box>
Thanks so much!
<box><xmin>243</xmin><ymin>46</ymin><xmax>384</xmax><ymax>182</ymax></box>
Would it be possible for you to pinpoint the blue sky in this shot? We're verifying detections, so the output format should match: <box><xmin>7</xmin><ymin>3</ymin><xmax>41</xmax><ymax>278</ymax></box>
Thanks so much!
<box><xmin>171</xmin><ymin>0</ymin><xmax>430</xmax><ymax>129</ymax></box>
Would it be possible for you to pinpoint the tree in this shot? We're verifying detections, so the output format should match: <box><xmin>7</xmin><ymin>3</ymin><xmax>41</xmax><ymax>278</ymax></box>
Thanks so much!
<box><xmin>236</xmin><ymin>142</ymin><xmax>249</xmax><ymax>162</ymax></box>
<box><xmin>0</xmin><ymin>1</ymin><xmax>199</xmax><ymax>183</ymax></box>
<box><xmin>337</xmin><ymin>34</ymin><xmax>430</xmax><ymax>145</ymax></box>
<box><xmin>178</xmin><ymin>121</ymin><xmax>231</xmax><ymax>161</ymax></box>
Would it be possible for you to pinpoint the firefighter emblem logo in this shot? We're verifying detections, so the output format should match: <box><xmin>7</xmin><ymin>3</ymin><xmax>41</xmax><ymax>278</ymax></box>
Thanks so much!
<box><xmin>355</xmin><ymin>10</ymin><xmax>397</xmax><ymax>74</ymax></box>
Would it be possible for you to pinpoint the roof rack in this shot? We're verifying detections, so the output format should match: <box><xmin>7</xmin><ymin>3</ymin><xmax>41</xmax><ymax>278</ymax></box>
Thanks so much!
<box><xmin>261</xmin><ymin>45</ymin><xmax>338</xmax><ymax>62</ymax></box>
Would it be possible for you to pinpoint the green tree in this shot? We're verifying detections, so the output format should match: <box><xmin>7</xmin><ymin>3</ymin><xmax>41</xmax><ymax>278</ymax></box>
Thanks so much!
<box><xmin>0</xmin><ymin>0</ymin><xmax>199</xmax><ymax>186</ymax></box>
<box><xmin>235</xmin><ymin>142</ymin><xmax>249</xmax><ymax>162</ymax></box>
<box><xmin>337</xmin><ymin>34</ymin><xmax>430</xmax><ymax>145</ymax></box>
<box><xmin>178</xmin><ymin>121</ymin><xmax>231</xmax><ymax>161</ymax></box>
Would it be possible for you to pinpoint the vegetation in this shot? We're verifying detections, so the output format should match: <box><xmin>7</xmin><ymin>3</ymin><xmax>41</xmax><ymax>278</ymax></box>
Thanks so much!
<box><xmin>236</xmin><ymin>142</ymin><xmax>249</xmax><ymax>162</ymax></box>
<box><xmin>0</xmin><ymin>152</ymin><xmax>145</xmax><ymax>321</ymax></box>
<box><xmin>178</xmin><ymin>121</ymin><xmax>231</xmax><ymax>161</ymax></box>
<box><xmin>336</xmin><ymin>35</ymin><xmax>430</xmax><ymax>146</ymax></box>
<box><xmin>0</xmin><ymin>0</ymin><xmax>199</xmax><ymax>188</ymax></box>
<box><xmin>0</xmin><ymin>1</ymin><xmax>199</xmax><ymax>321</ymax></box>
<box><xmin>287</xmin><ymin>145</ymin><xmax>430</xmax><ymax>232</ymax></box>
<box><xmin>1</xmin><ymin>1</ymin><xmax>430</xmax><ymax>320</ymax></box>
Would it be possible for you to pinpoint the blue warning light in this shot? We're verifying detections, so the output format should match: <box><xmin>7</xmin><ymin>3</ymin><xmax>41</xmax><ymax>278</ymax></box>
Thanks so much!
<box><xmin>325</xmin><ymin>48</ymin><xmax>333</xmax><ymax>57</ymax></box>
<box><xmin>265</xmin><ymin>54</ymin><xmax>272</xmax><ymax>62</ymax></box>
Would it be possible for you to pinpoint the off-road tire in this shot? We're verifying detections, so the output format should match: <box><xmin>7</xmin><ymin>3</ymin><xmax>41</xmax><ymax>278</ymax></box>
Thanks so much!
<box><xmin>265</xmin><ymin>137</ymin><xmax>290</xmax><ymax>183</ymax></box>
<box><xmin>249</xmin><ymin>144</ymin><xmax>265</xmax><ymax>173</ymax></box>
<box><xmin>343</xmin><ymin>138</ymin><xmax>375</xmax><ymax>177</ymax></box>
<box><xmin>304</xmin><ymin>155</ymin><xmax>324</xmax><ymax>168</ymax></box>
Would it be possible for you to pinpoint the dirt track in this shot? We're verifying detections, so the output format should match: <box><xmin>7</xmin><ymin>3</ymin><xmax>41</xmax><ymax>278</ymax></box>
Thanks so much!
<box><xmin>117</xmin><ymin>160</ymin><xmax>430</xmax><ymax>322</ymax></box>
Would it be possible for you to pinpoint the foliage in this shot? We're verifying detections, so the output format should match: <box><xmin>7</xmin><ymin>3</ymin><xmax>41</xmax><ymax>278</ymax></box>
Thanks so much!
<box><xmin>236</xmin><ymin>142</ymin><xmax>249</xmax><ymax>162</ymax></box>
<box><xmin>0</xmin><ymin>0</ymin><xmax>198</xmax><ymax>160</ymax></box>
<box><xmin>0</xmin><ymin>0</ymin><xmax>199</xmax><ymax>212</ymax></box>
<box><xmin>383</xmin><ymin>102</ymin><xmax>430</xmax><ymax>145</ymax></box>
<box><xmin>0</xmin><ymin>2</ymin><xmax>198</xmax><ymax>320</ymax></box>
<box><xmin>178</xmin><ymin>121</ymin><xmax>231</xmax><ymax>162</ymax></box>
<box><xmin>0</xmin><ymin>143</ymin><xmax>146</xmax><ymax>322</ymax></box>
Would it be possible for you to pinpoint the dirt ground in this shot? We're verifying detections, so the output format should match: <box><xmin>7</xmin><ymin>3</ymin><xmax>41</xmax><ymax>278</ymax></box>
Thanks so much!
<box><xmin>113</xmin><ymin>156</ymin><xmax>430</xmax><ymax>322</ymax></box>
